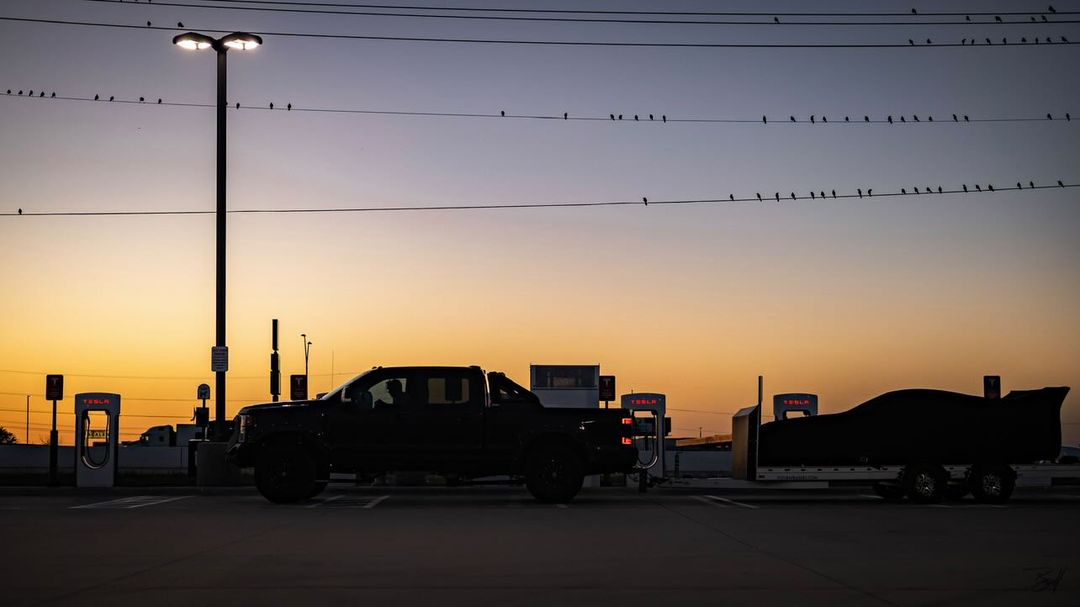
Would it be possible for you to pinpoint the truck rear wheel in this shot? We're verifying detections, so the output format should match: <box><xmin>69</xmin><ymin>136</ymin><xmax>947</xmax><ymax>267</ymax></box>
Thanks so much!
<box><xmin>525</xmin><ymin>444</ymin><xmax>584</xmax><ymax>503</ymax></box>
<box><xmin>903</xmin><ymin>464</ymin><xmax>947</xmax><ymax>503</ymax></box>
<box><xmin>255</xmin><ymin>443</ymin><xmax>317</xmax><ymax>504</ymax></box>
<box><xmin>970</xmin><ymin>465</ymin><xmax>1015</xmax><ymax>504</ymax></box>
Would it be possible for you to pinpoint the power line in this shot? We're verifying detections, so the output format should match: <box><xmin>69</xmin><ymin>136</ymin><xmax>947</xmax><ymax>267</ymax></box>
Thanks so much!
<box><xmin>174</xmin><ymin>1</ymin><xmax>1080</xmax><ymax>18</ymax></box>
<box><xmin>81</xmin><ymin>0</ymin><xmax>1080</xmax><ymax>26</ymax></box>
<box><xmin>3</xmin><ymin>182</ymin><xmax>1077</xmax><ymax>218</ymax></box>
<box><xmin>3</xmin><ymin>90</ymin><xmax>1074</xmax><ymax>126</ymax></box>
<box><xmin>1</xmin><ymin>16</ymin><xmax>1076</xmax><ymax>48</ymax></box>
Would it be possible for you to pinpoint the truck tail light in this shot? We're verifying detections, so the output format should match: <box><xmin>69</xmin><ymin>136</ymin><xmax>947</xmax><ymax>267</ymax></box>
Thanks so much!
<box><xmin>621</xmin><ymin>417</ymin><xmax>632</xmax><ymax>425</ymax></box>
<box><xmin>621</xmin><ymin>437</ymin><xmax>633</xmax><ymax>445</ymax></box>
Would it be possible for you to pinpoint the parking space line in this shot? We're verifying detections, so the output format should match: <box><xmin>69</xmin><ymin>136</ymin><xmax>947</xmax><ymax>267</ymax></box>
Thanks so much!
<box><xmin>704</xmin><ymin>495</ymin><xmax>760</xmax><ymax>509</ymax></box>
<box><xmin>363</xmin><ymin>495</ymin><xmax>389</xmax><ymax>509</ymax></box>
<box><xmin>71</xmin><ymin>496</ymin><xmax>191</xmax><ymax>510</ymax></box>
<box><xmin>555</xmin><ymin>503</ymin><xmax>568</xmax><ymax>509</ymax></box>
<box><xmin>307</xmin><ymin>495</ymin><xmax>344</xmax><ymax>508</ymax></box>
<box><xmin>692</xmin><ymin>495</ymin><xmax>727</xmax><ymax>507</ymax></box>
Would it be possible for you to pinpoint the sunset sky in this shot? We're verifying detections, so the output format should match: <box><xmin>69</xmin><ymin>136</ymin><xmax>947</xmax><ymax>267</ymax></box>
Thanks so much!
<box><xmin>1</xmin><ymin>1</ymin><xmax>1078</xmax><ymax>446</ymax></box>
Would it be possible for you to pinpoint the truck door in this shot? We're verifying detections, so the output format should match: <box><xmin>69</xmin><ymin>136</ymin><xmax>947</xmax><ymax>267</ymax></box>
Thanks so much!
<box><xmin>324</xmin><ymin>370</ymin><xmax>412</xmax><ymax>470</ymax></box>
<box><xmin>399</xmin><ymin>369</ymin><xmax>484</xmax><ymax>469</ymax></box>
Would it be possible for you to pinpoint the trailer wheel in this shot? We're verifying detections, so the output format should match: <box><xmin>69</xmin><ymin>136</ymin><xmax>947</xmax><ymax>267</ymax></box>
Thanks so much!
<box><xmin>255</xmin><ymin>442</ymin><xmax>317</xmax><ymax>504</ymax></box>
<box><xmin>970</xmin><ymin>465</ymin><xmax>1015</xmax><ymax>504</ymax></box>
<box><xmin>525</xmin><ymin>444</ymin><xmax>584</xmax><ymax>503</ymax></box>
<box><xmin>872</xmin><ymin>482</ymin><xmax>905</xmax><ymax>501</ymax></box>
<box><xmin>903</xmin><ymin>464</ymin><xmax>947</xmax><ymax>503</ymax></box>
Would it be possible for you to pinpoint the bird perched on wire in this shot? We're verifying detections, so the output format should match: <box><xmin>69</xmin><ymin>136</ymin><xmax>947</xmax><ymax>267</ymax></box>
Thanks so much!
<box><xmin>500</xmin><ymin>110</ymin><xmax>505</xmax><ymax>117</ymax></box>
<box><xmin>139</xmin><ymin>96</ymin><xmax>144</xmax><ymax>102</ymax></box>
<box><xmin>963</xmin><ymin>184</ymin><xmax>968</xmax><ymax>192</ymax></box>
<box><xmin>775</xmin><ymin>192</ymin><xmax>780</xmax><ymax>201</ymax></box>
<box><xmin>810</xmin><ymin>191</ymin><xmax>816</xmax><ymax>199</ymax></box>
<box><xmin>790</xmin><ymin>116</ymin><xmax>795</xmax><ymax>122</ymax></box>
<box><xmin>762</xmin><ymin>115</ymin><xmax>767</xmax><ymax>124</ymax></box>
<box><xmin>900</xmin><ymin>116</ymin><xmax>906</xmax><ymax>123</ymax></box>
<box><xmin>901</xmin><ymin>188</ymin><xmax>907</xmax><ymax>194</ymax></box>
<box><xmin>844</xmin><ymin>116</ymin><xmax>850</xmax><ymax>122</ymax></box>
<box><xmin>887</xmin><ymin>115</ymin><xmax>893</xmax><ymax>124</ymax></box>
<box><xmin>1059</xmin><ymin>180</ymin><xmax>1065</xmax><ymax>187</ymax></box>
<box><xmin>964</xmin><ymin>115</ymin><xmax>970</xmax><ymax>121</ymax></box>
<box><xmin>756</xmin><ymin>193</ymin><xmax>762</xmax><ymax>201</ymax></box>
<box><xmin>953</xmin><ymin>114</ymin><xmax>958</xmax><ymax>122</ymax></box>
<box><xmin>662</xmin><ymin>115</ymin><xmax>666</xmax><ymax>123</ymax></box>
<box><xmin>1029</xmin><ymin>181</ymin><xmax>1034</xmax><ymax>188</ymax></box>
<box><xmin>937</xmin><ymin>186</ymin><xmax>942</xmax><ymax>193</ymax></box>
<box><xmin>649</xmin><ymin>114</ymin><xmax>654</xmax><ymax>120</ymax></box>
<box><xmin>17</xmin><ymin>208</ymin><xmax>21</xmax><ymax>215</ymax></box>
<box><xmin>270</xmin><ymin>102</ymin><xmax>274</xmax><ymax>109</ymax></box>
<box><xmin>831</xmin><ymin>190</ymin><xmax>836</xmax><ymax>198</ymax></box>
<box><xmin>618</xmin><ymin>114</ymin><xmax>623</xmax><ymax>120</ymax></box>
<box><xmin>857</xmin><ymin>189</ymin><xmax>863</xmax><ymax>198</ymax></box>
<box><xmin>563</xmin><ymin>112</ymin><xmax>568</xmax><ymax>120</ymax></box>
<box><xmin>50</xmin><ymin>92</ymin><xmax>55</xmax><ymax>98</ymax></box>
<box><xmin>287</xmin><ymin>103</ymin><xmax>292</xmax><ymax>110</ymax></box>
<box><xmin>810</xmin><ymin>115</ymin><xmax>815</xmax><ymax>124</ymax></box>
<box><xmin>774</xmin><ymin>17</ymin><xmax>779</xmax><ymax>23</ymax></box>
<box><xmin>1017</xmin><ymin>182</ymin><xmax>1022</xmax><ymax>189</ymax></box>
<box><xmin>975</xmin><ymin>184</ymin><xmax>982</xmax><ymax>192</ymax></box>
<box><xmin>1047</xmin><ymin>113</ymin><xmax>1053</xmax><ymax>120</ymax></box>
<box><xmin>109</xmin><ymin>96</ymin><xmax>114</xmax><ymax>101</ymax></box>
<box><xmin>178</xmin><ymin>22</ymin><xmax>184</xmax><ymax>28</ymax></box>
<box><xmin>729</xmin><ymin>194</ymin><xmax>734</xmax><ymax>201</ymax></box>
<box><xmin>995</xmin><ymin>16</ymin><xmax>1003</xmax><ymax>23</ymax></box>
<box><xmin>867</xmin><ymin>189</ymin><xmax>873</xmax><ymax>196</ymax></box>
<box><xmin>642</xmin><ymin>197</ymin><xmax>648</xmax><ymax>206</ymax></box>
<box><xmin>235</xmin><ymin>102</ymin><xmax>239</xmax><ymax>109</ymax></box>
<box><xmin>988</xmin><ymin>184</ymin><xmax>994</xmax><ymax>191</ymax></box>
<box><xmin>634</xmin><ymin>115</ymin><xmax>639</xmax><ymax>121</ymax></box>
<box><xmin>610</xmin><ymin>114</ymin><xmax>615</xmax><ymax>121</ymax></box>
<box><xmin>157</xmin><ymin>98</ymin><xmax>162</xmax><ymax>104</ymax></box>
<box><xmin>790</xmin><ymin>192</ymin><xmax>796</xmax><ymax>200</ymax></box>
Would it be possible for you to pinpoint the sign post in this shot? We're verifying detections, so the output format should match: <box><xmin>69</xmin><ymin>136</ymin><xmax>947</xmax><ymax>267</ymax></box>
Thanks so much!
<box><xmin>290</xmin><ymin>374</ymin><xmax>308</xmax><ymax>401</ymax></box>
<box><xmin>599</xmin><ymin>375</ymin><xmax>616</xmax><ymax>408</ymax></box>
<box><xmin>45</xmin><ymin>374</ymin><xmax>63</xmax><ymax>486</ymax></box>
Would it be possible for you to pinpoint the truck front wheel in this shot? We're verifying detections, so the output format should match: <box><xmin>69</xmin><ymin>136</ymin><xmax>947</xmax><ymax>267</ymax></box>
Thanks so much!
<box><xmin>525</xmin><ymin>444</ymin><xmax>584</xmax><ymax>503</ymax></box>
<box><xmin>255</xmin><ymin>442</ymin><xmax>317</xmax><ymax>504</ymax></box>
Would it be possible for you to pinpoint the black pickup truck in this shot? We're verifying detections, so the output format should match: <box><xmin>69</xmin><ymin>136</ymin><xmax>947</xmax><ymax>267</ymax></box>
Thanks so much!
<box><xmin>227</xmin><ymin>366</ymin><xmax>637</xmax><ymax>503</ymax></box>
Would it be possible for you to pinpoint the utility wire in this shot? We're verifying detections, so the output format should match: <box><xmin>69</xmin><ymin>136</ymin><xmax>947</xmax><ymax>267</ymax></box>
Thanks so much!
<box><xmin>3</xmin><ymin>182</ymin><xmax>1077</xmax><ymax>218</ymax></box>
<box><xmin>81</xmin><ymin>0</ymin><xmax>1080</xmax><ymax>26</ymax></box>
<box><xmin>178</xmin><ymin>1</ymin><xmax>1080</xmax><ymax>18</ymax></box>
<box><xmin>1</xmin><ymin>16</ymin><xmax>1076</xmax><ymax>48</ymax></box>
<box><xmin>3</xmin><ymin>90</ymin><xmax>1074</xmax><ymax>126</ymax></box>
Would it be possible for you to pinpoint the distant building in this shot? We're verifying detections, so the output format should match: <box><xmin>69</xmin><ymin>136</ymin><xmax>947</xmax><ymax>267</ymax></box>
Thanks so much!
<box><xmin>530</xmin><ymin>364</ymin><xmax>600</xmax><ymax>408</ymax></box>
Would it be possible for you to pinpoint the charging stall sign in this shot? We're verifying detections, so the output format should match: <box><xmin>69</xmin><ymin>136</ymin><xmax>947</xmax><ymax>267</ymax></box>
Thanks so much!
<box><xmin>211</xmin><ymin>346</ymin><xmax>229</xmax><ymax>372</ymax></box>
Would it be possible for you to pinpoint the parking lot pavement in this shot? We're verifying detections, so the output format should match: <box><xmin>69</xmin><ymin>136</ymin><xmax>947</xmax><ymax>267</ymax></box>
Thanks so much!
<box><xmin>1</xmin><ymin>487</ymin><xmax>1078</xmax><ymax>607</ymax></box>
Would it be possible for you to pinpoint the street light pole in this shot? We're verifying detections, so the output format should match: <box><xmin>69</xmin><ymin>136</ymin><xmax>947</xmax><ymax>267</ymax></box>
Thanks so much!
<box><xmin>173</xmin><ymin>31</ymin><xmax>262</xmax><ymax>440</ymax></box>
<box><xmin>301</xmin><ymin>333</ymin><xmax>312</xmax><ymax>387</ymax></box>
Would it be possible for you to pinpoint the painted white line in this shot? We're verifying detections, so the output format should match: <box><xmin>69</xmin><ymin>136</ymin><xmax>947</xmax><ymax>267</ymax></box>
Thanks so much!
<box><xmin>307</xmin><ymin>495</ymin><xmax>344</xmax><ymax>508</ymax></box>
<box><xmin>363</xmin><ymin>495</ymin><xmax>389</xmax><ymax>509</ymax></box>
<box><xmin>692</xmin><ymin>495</ymin><xmax>726</xmax><ymax>507</ymax></box>
<box><xmin>555</xmin><ymin>503</ymin><xmax>568</xmax><ymax>509</ymax></box>
<box><xmin>858</xmin><ymin>494</ymin><xmax>883</xmax><ymax>500</ymax></box>
<box><xmin>705</xmin><ymin>495</ymin><xmax>760</xmax><ymax>509</ymax></box>
<box><xmin>71</xmin><ymin>496</ymin><xmax>191</xmax><ymax>510</ymax></box>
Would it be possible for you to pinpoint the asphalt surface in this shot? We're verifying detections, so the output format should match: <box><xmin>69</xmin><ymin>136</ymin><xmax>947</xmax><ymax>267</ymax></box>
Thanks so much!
<box><xmin>2</xmin><ymin>486</ymin><xmax>1078</xmax><ymax>607</ymax></box>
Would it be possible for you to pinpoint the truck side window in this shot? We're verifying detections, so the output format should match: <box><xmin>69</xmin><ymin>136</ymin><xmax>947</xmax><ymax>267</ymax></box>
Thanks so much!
<box><xmin>345</xmin><ymin>376</ymin><xmax>409</xmax><ymax>409</ymax></box>
<box><xmin>425</xmin><ymin>375</ymin><xmax>472</xmax><ymax>406</ymax></box>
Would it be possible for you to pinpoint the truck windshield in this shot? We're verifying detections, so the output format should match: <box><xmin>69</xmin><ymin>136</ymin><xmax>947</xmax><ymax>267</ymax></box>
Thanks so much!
<box><xmin>320</xmin><ymin>369</ymin><xmax>377</xmax><ymax>401</ymax></box>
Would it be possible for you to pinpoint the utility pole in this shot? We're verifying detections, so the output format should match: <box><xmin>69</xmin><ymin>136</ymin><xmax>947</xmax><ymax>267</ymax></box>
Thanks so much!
<box><xmin>25</xmin><ymin>395</ymin><xmax>29</xmax><ymax>445</ymax></box>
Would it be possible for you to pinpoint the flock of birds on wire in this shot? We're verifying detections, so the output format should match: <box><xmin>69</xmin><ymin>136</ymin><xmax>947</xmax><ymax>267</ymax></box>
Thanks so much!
<box><xmin>3</xmin><ymin>89</ymin><xmax>1074</xmax><ymax>125</ymax></box>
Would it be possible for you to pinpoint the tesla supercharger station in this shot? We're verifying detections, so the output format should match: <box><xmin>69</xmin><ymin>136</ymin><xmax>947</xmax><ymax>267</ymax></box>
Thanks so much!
<box><xmin>621</xmin><ymin>393</ymin><xmax>667</xmax><ymax>483</ymax></box>
<box><xmin>74</xmin><ymin>393</ymin><xmax>121</xmax><ymax>487</ymax></box>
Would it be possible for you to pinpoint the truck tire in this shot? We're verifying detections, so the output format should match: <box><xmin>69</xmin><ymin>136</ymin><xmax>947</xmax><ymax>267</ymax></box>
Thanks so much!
<box><xmin>872</xmin><ymin>482</ymin><xmax>905</xmax><ymax>501</ymax></box>
<box><xmin>970</xmin><ymin>465</ymin><xmax>1015</xmax><ymax>504</ymax></box>
<box><xmin>903</xmin><ymin>464</ymin><xmax>947</xmax><ymax>503</ymax></box>
<box><xmin>525</xmin><ymin>444</ymin><xmax>584</xmax><ymax>503</ymax></box>
<box><xmin>255</xmin><ymin>442</ymin><xmax>317</xmax><ymax>504</ymax></box>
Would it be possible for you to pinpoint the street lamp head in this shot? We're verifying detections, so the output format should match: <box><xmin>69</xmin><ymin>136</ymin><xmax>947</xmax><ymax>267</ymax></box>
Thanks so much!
<box><xmin>221</xmin><ymin>32</ymin><xmax>263</xmax><ymax>50</ymax></box>
<box><xmin>172</xmin><ymin>32</ymin><xmax>215</xmax><ymax>51</ymax></box>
